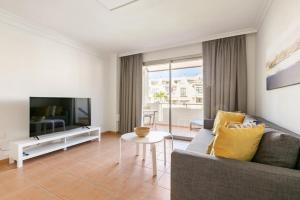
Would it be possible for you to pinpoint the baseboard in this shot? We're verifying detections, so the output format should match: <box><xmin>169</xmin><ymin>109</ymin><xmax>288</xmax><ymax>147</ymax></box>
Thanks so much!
<box><xmin>102</xmin><ymin>131</ymin><xmax>119</xmax><ymax>135</ymax></box>
<box><xmin>0</xmin><ymin>158</ymin><xmax>8</xmax><ymax>164</ymax></box>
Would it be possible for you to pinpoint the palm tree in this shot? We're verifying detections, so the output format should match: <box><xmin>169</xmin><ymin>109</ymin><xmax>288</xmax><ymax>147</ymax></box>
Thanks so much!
<box><xmin>153</xmin><ymin>91</ymin><xmax>167</xmax><ymax>103</ymax></box>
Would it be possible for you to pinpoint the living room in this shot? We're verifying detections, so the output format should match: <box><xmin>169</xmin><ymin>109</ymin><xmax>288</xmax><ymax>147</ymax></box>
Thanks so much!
<box><xmin>0</xmin><ymin>0</ymin><xmax>300</xmax><ymax>199</ymax></box>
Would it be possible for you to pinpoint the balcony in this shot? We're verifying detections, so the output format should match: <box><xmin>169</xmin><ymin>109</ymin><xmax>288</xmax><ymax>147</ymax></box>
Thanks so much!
<box><xmin>142</xmin><ymin>102</ymin><xmax>203</xmax><ymax>138</ymax></box>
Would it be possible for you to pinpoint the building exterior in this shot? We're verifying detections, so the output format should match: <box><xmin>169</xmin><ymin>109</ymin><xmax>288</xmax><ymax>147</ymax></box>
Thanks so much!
<box><xmin>147</xmin><ymin>69</ymin><xmax>203</xmax><ymax>105</ymax></box>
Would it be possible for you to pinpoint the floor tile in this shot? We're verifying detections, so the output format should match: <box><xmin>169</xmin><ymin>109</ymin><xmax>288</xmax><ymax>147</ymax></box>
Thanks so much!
<box><xmin>0</xmin><ymin>133</ymin><xmax>185</xmax><ymax>200</ymax></box>
<box><xmin>1</xmin><ymin>185</ymin><xmax>61</xmax><ymax>200</ymax></box>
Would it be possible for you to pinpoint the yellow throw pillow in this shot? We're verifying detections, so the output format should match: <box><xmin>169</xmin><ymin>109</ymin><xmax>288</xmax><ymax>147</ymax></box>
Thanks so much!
<box><xmin>212</xmin><ymin>124</ymin><xmax>265</xmax><ymax>161</ymax></box>
<box><xmin>213</xmin><ymin>111</ymin><xmax>245</xmax><ymax>134</ymax></box>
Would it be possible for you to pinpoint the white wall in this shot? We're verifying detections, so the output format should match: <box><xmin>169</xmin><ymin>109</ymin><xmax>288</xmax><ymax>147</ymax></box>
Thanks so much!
<box><xmin>255</xmin><ymin>0</ymin><xmax>300</xmax><ymax>134</ymax></box>
<box><xmin>0</xmin><ymin>21</ymin><xmax>110</xmax><ymax>159</ymax></box>
<box><xmin>103</xmin><ymin>54</ymin><xmax>119</xmax><ymax>132</ymax></box>
<box><xmin>143</xmin><ymin>43</ymin><xmax>203</xmax><ymax>62</ymax></box>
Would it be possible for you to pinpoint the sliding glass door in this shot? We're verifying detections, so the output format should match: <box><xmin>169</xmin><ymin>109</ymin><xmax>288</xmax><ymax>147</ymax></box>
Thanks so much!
<box><xmin>142</xmin><ymin>63</ymin><xmax>170</xmax><ymax>133</ymax></box>
<box><xmin>142</xmin><ymin>58</ymin><xmax>203</xmax><ymax>139</ymax></box>
<box><xmin>170</xmin><ymin>59</ymin><xmax>203</xmax><ymax>138</ymax></box>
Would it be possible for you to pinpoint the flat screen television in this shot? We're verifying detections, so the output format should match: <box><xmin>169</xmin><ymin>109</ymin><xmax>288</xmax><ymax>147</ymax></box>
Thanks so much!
<box><xmin>30</xmin><ymin>97</ymin><xmax>91</xmax><ymax>138</ymax></box>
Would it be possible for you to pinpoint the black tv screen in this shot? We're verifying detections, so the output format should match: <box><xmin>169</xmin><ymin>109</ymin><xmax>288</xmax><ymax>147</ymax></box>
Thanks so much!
<box><xmin>30</xmin><ymin>97</ymin><xmax>91</xmax><ymax>137</ymax></box>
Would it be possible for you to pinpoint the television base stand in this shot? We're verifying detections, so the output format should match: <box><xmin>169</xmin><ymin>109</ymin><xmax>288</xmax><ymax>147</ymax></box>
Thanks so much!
<box><xmin>9</xmin><ymin>126</ymin><xmax>101</xmax><ymax>168</ymax></box>
<box><xmin>34</xmin><ymin>136</ymin><xmax>40</xmax><ymax>140</ymax></box>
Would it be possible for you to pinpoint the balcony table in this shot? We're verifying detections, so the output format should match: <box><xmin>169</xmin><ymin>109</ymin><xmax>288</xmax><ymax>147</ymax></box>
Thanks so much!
<box><xmin>143</xmin><ymin>110</ymin><xmax>158</xmax><ymax>126</ymax></box>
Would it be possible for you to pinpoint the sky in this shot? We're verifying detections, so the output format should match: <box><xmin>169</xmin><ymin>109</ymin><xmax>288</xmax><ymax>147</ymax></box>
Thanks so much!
<box><xmin>148</xmin><ymin>67</ymin><xmax>202</xmax><ymax>79</ymax></box>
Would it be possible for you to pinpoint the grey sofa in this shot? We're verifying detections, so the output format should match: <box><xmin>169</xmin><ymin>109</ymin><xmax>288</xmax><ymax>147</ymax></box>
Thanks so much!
<box><xmin>171</xmin><ymin>117</ymin><xmax>300</xmax><ymax>200</ymax></box>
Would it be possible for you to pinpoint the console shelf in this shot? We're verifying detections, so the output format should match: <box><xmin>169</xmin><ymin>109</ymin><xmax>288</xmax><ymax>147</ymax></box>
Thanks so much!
<box><xmin>9</xmin><ymin>126</ymin><xmax>101</xmax><ymax>168</ymax></box>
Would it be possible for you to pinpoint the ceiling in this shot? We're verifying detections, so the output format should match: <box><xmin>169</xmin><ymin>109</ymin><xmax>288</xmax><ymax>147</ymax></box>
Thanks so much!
<box><xmin>0</xmin><ymin>0</ymin><xmax>271</xmax><ymax>55</ymax></box>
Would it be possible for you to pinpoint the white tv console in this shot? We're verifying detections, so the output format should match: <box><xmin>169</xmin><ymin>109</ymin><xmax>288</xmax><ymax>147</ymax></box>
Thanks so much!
<box><xmin>9</xmin><ymin>126</ymin><xmax>101</xmax><ymax>168</ymax></box>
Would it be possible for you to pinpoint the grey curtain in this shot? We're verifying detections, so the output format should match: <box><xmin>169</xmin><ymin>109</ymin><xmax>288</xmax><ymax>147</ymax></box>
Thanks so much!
<box><xmin>203</xmin><ymin>35</ymin><xmax>247</xmax><ymax>119</ymax></box>
<box><xmin>119</xmin><ymin>54</ymin><xmax>143</xmax><ymax>134</ymax></box>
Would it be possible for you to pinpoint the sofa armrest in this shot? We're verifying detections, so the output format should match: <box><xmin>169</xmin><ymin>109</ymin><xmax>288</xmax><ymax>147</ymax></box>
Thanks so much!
<box><xmin>171</xmin><ymin>150</ymin><xmax>300</xmax><ymax>200</ymax></box>
<box><xmin>204</xmin><ymin>119</ymin><xmax>214</xmax><ymax>129</ymax></box>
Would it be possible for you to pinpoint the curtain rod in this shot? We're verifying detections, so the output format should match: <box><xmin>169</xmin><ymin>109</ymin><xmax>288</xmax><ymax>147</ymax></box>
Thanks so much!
<box><xmin>143</xmin><ymin>54</ymin><xmax>202</xmax><ymax>66</ymax></box>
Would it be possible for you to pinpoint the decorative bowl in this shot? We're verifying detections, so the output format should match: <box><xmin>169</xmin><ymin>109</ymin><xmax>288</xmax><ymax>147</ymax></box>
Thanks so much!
<box><xmin>134</xmin><ymin>127</ymin><xmax>150</xmax><ymax>137</ymax></box>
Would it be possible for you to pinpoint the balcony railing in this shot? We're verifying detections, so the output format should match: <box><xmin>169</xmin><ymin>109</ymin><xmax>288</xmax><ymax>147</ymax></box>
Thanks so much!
<box><xmin>159</xmin><ymin>102</ymin><xmax>203</xmax><ymax>109</ymax></box>
<box><xmin>143</xmin><ymin>102</ymin><xmax>203</xmax><ymax>128</ymax></box>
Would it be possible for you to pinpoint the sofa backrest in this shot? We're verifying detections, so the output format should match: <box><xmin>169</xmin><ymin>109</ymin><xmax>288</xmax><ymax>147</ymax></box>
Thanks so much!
<box><xmin>251</xmin><ymin>116</ymin><xmax>300</xmax><ymax>169</ymax></box>
<box><xmin>204</xmin><ymin>115</ymin><xmax>300</xmax><ymax>170</ymax></box>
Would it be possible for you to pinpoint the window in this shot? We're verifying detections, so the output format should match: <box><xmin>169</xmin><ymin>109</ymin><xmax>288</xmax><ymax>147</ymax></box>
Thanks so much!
<box><xmin>180</xmin><ymin>88</ymin><xmax>187</xmax><ymax>97</ymax></box>
<box><xmin>196</xmin><ymin>97</ymin><xmax>202</xmax><ymax>103</ymax></box>
<box><xmin>195</xmin><ymin>86</ymin><xmax>202</xmax><ymax>95</ymax></box>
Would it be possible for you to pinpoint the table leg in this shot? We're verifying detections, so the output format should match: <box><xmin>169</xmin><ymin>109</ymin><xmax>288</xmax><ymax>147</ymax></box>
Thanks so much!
<box><xmin>98</xmin><ymin>129</ymin><xmax>101</xmax><ymax>142</ymax></box>
<box><xmin>64</xmin><ymin>138</ymin><xmax>67</xmax><ymax>151</ymax></box>
<box><xmin>17</xmin><ymin>159</ymin><xmax>23</xmax><ymax>168</ymax></box>
<box><xmin>17</xmin><ymin>146</ymin><xmax>23</xmax><ymax>168</ymax></box>
<box><xmin>164</xmin><ymin>138</ymin><xmax>166</xmax><ymax>166</ymax></box>
<box><xmin>143</xmin><ymin>144</ymin><xmax>146</xmax><ymax>160</ymax></box>
<box><xmin>136</xmin><ymin>144</ymin><xmax>139</xmax><ymax>156</ymax></box>
<box><xmin>151</xmin><ymin>144</ymin><xmax>157</xmax><ymax>176</ymax></box>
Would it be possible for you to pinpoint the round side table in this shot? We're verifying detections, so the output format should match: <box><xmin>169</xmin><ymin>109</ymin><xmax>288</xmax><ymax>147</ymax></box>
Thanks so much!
<box><xmin>119</xmin><ymin>131</ymin><xmax>169</xmax><ymax>176</ymax></box>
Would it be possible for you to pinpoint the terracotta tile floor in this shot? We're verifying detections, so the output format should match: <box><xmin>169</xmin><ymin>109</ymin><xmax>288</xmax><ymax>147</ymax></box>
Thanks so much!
<box><xmin>0</xmin><ymin>133</ymin><xmax>189</xmax><ymax>200</ymax></box>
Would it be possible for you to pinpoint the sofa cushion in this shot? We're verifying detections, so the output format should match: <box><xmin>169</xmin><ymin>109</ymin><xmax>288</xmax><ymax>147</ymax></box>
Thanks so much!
<box><xmin>227</xmin><ymin>122</ymin><xmax>257</xmax><ymax>128</ymax></box>
<box><xmin>253</xmin><ymin>131</ymin><xmax>300</xmax><ymax>169</ymax></box>
<box><xmin>213</xmin><ymin>111</ymin><xmax>245</xmax><ymax>134</ymax></box>
<box><xmin>186</xmin><ymin>129</ymin><xmax>214</xmax><ymax>154</ymax></box>
<box><xmin>212</xmin><ymin>124</ymin><xmax>265</xmax><ymax>161</ymax></box>
<box><xmin>243</xmin><ymin>115</ymin><xmax>257</xmax><ymax>124</ymax></box>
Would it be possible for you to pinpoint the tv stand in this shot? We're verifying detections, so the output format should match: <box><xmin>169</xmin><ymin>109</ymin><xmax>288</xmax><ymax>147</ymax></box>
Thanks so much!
<box><xmin>9</xmin><ymin>126</ymin><xmax>101</xmax><ymax>168</ymax></box>
<box><xmin>34</xmin><ymin>136</ymin><xmax>40</xmax><ymax>140</ymax></box>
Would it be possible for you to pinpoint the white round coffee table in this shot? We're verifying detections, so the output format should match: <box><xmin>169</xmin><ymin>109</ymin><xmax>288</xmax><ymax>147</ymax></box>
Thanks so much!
<box><xmin>119</xmin><ymin>131</ymin><xmax>169</xmax><ymax>176</ymax></box>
